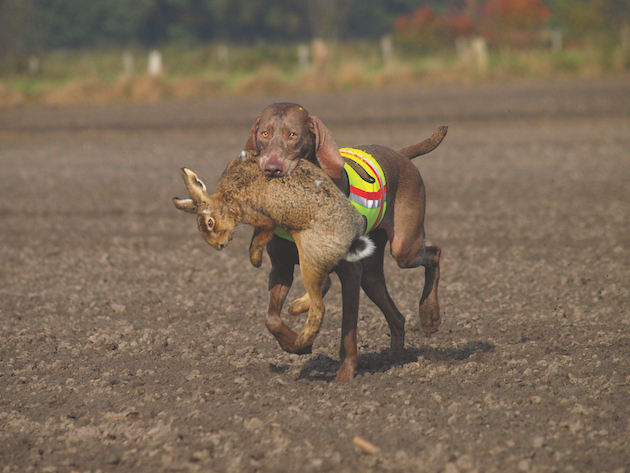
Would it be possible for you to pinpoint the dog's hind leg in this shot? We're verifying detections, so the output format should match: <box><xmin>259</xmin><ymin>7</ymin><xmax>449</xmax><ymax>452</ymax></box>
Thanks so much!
<box><xmin>391</xmin><ymin>225</ymin><xmax>441</xmax><ymax>337</ymax></box>
<box><xmin>419</xmin><ymin>245</ymin><xmax>441</xmax><ymax>336</ymax></box>
<box><xmin>359</xmin><ymin>229</ymin><xmax>406</xmax><ymax>361</ymax></box>
<box><xmin>387</xmin><ymin>166</ymin><xmax>441</xmax><ymax>337</ymax></box>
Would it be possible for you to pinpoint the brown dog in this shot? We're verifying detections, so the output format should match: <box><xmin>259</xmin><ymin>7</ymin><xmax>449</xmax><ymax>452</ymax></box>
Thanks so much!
<box><xmin>245</xmin><ymin>102</ymin><xmax>446</xmax><ymax>382</ymax></box>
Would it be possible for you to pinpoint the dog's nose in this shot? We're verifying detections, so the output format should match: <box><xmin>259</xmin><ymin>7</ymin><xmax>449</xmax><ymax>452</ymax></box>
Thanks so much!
<box><xmin>263</xmin><ymin>162</ymin><xmax>284</xmax><ymax>177</ymax></box>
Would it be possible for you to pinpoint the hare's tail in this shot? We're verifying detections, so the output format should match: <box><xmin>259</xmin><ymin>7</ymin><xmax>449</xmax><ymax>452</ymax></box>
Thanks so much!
<box><xmin>345</xmin><ymin>236</ymin><xmax>375</xmax><ymax>263</ymax></box>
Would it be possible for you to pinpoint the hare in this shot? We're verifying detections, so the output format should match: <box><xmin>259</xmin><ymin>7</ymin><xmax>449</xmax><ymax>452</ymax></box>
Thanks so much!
<box><xmin>173</xmin><ymin>150</ymin><xmax>374</xmax><ymax>353</ymax></box>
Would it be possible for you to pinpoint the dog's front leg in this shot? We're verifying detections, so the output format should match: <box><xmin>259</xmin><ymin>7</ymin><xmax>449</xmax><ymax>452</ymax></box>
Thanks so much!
<box><xmin>334</xmin><ymin>260</ymin><xmax>363</xmax><ymax>382</ymax></box>
<box><xmin>360</xmin><ymin>229</ymin><xmax>405</xmax><ymax>361</ymax></box>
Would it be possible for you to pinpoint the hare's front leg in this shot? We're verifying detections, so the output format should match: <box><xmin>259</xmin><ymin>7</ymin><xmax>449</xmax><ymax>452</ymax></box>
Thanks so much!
<box><xmin>249</xmin><ymin>228</ymin><xmax>274</xmax><ymax>268</ymax></box>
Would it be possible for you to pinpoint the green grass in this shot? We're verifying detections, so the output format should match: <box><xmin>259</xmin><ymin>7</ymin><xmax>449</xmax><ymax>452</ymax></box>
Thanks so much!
<box><xmin>0</xmin><ymin>41</ymin><xmax>628</xmax><ymax>109</ymax></box>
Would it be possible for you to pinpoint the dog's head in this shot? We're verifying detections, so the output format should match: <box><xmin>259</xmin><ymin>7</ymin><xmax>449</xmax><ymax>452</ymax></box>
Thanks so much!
<box><xmin>244</xmin><ymin>102</ymin><xmax>344</xmax><ymax>179</ymax></box>
<box><xmin>172</xmin><ymin>168</ymin><xmax>236</xmax><ymax>251</ymax></box>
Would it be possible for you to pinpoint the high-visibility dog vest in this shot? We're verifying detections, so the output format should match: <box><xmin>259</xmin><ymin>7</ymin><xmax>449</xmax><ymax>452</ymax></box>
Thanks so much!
<box><xmin>340</xmin><ymin>147</ymin><xmax>387</xmax><ymax>235</ymax></box>
<box><xmin>274</xmin><ymin>148</ymin><xmax>387</xmax><ymax>242</ymax></box>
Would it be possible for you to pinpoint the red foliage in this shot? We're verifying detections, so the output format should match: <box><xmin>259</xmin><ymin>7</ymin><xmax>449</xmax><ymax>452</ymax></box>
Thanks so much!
<box><xmin>393</xmin><ymin>6</ymin><xmax>475</xmax><ymax>51</ymax></box>
<box><xmin>411</xmin><ymin>6</ymin><xmax>434</xmax><ymax>26</ymax></box>
<box><xmin>480</xmin><ymin>0</ymin><xmax>550</xmax><ymax>46</ymax></box>
<box><xmin>447</xmin><ymin>14</ymin><xmax>476</xmax><ymax>37</ymax></box>
<box><xmin>481</xmin><ymin>0</ymin><xmax>550</xmax><ymax>28</ymax></box>
<box><xmin>393</xmin><ymin>0</ymin><xmax>551</xmax><ymax>50</ymax></box>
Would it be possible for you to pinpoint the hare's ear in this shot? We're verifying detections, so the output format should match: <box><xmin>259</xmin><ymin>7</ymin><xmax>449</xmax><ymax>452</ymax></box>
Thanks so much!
<box><xmin>180</xmin><ymin>168</ymin><xmax>210</xmax><ymax>202</ymax></box>
<box><xmin>172</xmin><ymin>197</ymin><xmax>197</xmax><ymax>213</ymax></box>
<box><xmin>243</xmin><ymin>115</ymin><xmax>261</xmax><ymax>154</ymax></box>
<box><xmin>309</xmin><ymin>115</ymin><xmax>344</xmax><ymax>179</ymax></box>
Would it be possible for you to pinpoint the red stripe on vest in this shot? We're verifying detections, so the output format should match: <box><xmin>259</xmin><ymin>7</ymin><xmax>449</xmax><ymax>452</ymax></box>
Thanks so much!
<box><xmin>349</xmin><ymin>185</ymin><xmax>386</xmax><ymax>201</ymax></box>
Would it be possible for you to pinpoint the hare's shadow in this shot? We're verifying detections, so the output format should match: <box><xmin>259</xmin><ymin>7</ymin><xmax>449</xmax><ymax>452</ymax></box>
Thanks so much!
<box><xmin>295</xmin><ymin>340</ymin><xmax>495</xmax><ymax>382</ymax></box>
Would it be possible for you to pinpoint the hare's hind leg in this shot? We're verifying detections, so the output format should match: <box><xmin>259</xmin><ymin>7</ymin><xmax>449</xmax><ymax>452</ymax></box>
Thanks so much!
<box><xmin>293</xmin><ymin>257</ymin><xmax>329</xmax><ymax>350</ymax></box>
<box><xmin>265</xmin><ymin>236</ymin><xmax>312</xmax><ymax>355</ymax></box>
<box><xmin>287</xmin><ymin>275</ymin><xmax>332</xmax><ymax>316</ymax></box>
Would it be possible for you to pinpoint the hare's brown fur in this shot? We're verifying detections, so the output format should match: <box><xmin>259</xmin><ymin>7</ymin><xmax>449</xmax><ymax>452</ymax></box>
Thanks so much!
<box><xmin>173</xmin><ymin>151</ymin><xmax>371</xmax><ymax>352</ymax></box>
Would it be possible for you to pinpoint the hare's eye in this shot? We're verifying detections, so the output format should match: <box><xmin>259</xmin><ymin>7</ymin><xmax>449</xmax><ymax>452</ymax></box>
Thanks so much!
<box><xmin>207</xmin><ymin>217</ymin><xmax>215</xmax><ymax>230</ymax></box>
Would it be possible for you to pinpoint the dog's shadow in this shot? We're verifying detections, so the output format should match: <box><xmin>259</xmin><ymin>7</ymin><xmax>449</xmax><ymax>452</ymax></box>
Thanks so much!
<box><xmin>295</xmin><ymin>340</ymin><xmax>496</xmax><ymax>382</ymax></box>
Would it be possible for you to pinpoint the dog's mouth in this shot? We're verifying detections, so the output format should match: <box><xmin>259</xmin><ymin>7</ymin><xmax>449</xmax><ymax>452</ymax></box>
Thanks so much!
<box><xmin>261</xmin><ymin>156</ymin><xmax>300</xmax><ymax>177</ymax></box>
<box><xmin>283</xmin><ymin>158</ymin><xmax>300</xmax><ymax>176</ymax></box>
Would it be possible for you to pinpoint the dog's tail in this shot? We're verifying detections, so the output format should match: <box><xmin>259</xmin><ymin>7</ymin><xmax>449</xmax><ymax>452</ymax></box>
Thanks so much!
<box><xmin>398</xmin><ymin>126</ymin><xmax>448</xmax><ymax>160</ymax></box>
<box><xmin>345</xmin><ymin>236</ymin><xmax>376</xmax><ymax>263</ymax></box>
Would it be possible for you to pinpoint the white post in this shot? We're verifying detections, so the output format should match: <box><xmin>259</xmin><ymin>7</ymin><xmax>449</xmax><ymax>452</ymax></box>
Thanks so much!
<box><xmin>312</xmin><ymin>38</ymin><xmax>328</xmax><ymax>69</ymax></box>
<box><xmin>471</xmin><ymin>37</ymin><xmax>488</xmax><ymax>76</ymax></box>
<box><xmin>298</xmin><ymin>44</ymin><xmax>310</xmax><ymax>70</ymax></box>
<box><xmin>218</xmin><ymin>45</ymin><xmax>229</xmax><ymax>66</ymax></box>
<box><xmin>551</xmin><ymin>28</ymin><xmax>563</xmax><ymax>54</ymax></box>
<box><xmin>380</xmin><ymin>34</ymin><xmax>394</xmax><ymax>66</ymax></box>
<box><xmin>456</xmin><ymin>37</ymin><xmax>471</xmax><ymax>68</ymax></box>
<box><xmin>28</xmin><ymin>56</ymin><xmax>39</xmax><ymax>77</ymax></box>
<box><xmin>147</xmin><ymin>50</ymin><xmax>163</xmax><ymax>77</ymax></box>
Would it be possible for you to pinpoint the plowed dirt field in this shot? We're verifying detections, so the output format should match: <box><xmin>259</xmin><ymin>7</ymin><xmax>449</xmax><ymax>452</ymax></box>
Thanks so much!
<box><xmin>1</xmin><ymin>77</ymin><xmax>629</xmax><ymax>472</ymax></box>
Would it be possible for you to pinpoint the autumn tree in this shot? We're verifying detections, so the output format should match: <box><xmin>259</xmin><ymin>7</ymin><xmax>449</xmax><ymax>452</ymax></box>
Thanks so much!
<box><xmin>480</xmin><ymin>0</ymin><xmax>551</xmax><ymax>47</ymax></box>
<box><xmin>393</xmin><ymin>6</ymin><xmax>475</xmax><ymax>53</ymax></box>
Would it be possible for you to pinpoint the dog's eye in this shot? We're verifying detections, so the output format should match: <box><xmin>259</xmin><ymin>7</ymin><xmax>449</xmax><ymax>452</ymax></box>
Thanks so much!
<box><xmin>288</xmin><ymin>132</ymin><xmax>297</xmax><ymax>139</ymax></box>
<box><xmin>260</xmin><ymin>131</ymin><xmax>269</xmax><ymax>138</ymax></box>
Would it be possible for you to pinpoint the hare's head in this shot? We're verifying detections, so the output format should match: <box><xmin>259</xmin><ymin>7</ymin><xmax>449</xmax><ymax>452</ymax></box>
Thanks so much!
<box><xmin>173</xmin><ymin>168</ymin><xmax>237</xmax><ymax>250</ymax></box>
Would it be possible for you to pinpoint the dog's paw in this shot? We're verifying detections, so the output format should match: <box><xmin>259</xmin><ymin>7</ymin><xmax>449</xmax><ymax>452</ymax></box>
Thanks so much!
<box><xmin>333</xmin><ymin>362</ymin><xmax>356</xmax><ymax>383</ymax></box>
<box><xmin>419</xmin><ymin>298</ymin><xmax>441</xmax><ymax>337</ymax></box>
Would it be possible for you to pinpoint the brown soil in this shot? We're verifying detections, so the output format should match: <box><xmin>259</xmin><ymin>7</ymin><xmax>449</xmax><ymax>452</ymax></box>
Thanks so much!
<box><xmin>1</xmin><ymin>77</ymin><xmax>629</xmax><ymax>472</ymax></box>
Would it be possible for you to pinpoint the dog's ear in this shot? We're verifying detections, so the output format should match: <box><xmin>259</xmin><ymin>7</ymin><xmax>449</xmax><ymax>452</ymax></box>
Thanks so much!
<box><xmin>309</xmin><ymin>115</ymin><xmax>344</xmax><ymax>179</ymax></box>
<box><xmin>243</xmin><ymin>115</ymin><xmax>261</xmax><ymax>154</ymax></box>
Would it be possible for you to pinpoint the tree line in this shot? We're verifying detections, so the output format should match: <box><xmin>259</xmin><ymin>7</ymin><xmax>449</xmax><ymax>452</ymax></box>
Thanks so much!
<box><xmin>0</xmin><ymin>0</ymin><xmax>424</xmax><ymax>55</ymax></box>
<box><xmin>0</xmin><ymin>0</ymin><xmax>628</xmax><ymax>56</ymax></box>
